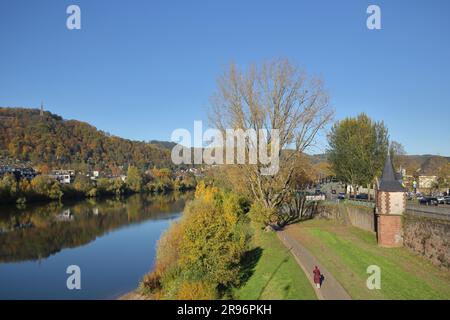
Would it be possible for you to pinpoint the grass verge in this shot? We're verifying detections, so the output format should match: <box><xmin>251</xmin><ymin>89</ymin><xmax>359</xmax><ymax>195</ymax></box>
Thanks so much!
<box><xmin>286</xmin><ymin>219</ymin><xmax>450</xmax><ymax>299</ymax></box>
<box><xmin>234</xmin><ymin>223</ymin><xmax>317</xmax><ymax>300</ymax></box>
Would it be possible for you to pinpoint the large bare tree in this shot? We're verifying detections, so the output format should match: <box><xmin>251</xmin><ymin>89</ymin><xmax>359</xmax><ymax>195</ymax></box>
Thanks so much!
<box><xmin>209</xmin><ymin>59</ymin><xmax>333</xmax><ymax>222</ymax></box>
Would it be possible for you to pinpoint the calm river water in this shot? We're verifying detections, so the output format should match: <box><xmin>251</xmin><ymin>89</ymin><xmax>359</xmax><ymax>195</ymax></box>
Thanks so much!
<box><xmin>0</xmin><ymin>192</ymin><xmax>192</xmax><ymax>299</ymax></box>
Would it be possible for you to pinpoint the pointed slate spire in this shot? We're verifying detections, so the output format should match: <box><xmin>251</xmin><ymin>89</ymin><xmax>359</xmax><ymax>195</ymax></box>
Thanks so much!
<box><xmin>379</xmin><ymin>153</ymin><xmax>406</xmax><ymax>192</ymax></box>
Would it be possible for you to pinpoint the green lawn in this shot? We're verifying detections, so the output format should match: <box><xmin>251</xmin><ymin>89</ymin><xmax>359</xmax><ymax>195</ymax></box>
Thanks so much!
<box><xmin>286</xmin><ymin>219</ymin><xmax>450</xmax><ymax>300</ymax></box>
<box><xmin>234</xmin><ymin>223</ymin><xmax>317</xmax><ymax>300</ymax></box>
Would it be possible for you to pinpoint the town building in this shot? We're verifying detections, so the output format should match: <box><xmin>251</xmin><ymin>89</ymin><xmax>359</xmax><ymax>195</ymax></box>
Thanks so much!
<box><xmin>0</xmin><ymin>166</ymin><xmax>38</xmax><ymax>180</ymax></box>
<box><xmin>49</xmin><ymin>170</ymin><xmax>75</xmax><ymax>184</ymax></box>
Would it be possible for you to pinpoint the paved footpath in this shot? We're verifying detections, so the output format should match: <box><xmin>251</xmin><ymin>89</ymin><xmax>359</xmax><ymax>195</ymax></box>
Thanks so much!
<box><xmin>277</xmin><ymin>227</ymin><xmax>352</xmax><ymax>300</ymax></box>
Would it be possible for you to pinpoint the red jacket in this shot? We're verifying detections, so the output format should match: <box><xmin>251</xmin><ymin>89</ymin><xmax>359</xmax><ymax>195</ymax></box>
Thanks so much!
<box><xmin>313</xmin><ymin>268</ymin><xmax>321</xmax><ymax>283</ymax></box>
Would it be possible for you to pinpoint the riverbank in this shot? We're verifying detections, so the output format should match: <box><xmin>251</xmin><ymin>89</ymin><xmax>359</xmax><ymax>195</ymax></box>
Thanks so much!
<box><xmin>0</xmin><ymin>166</ymin><xmax>197</xmax><ymax>206</ymax></box>
<box><xmin>122</xmin><ymin>221</ymin><xmax>318</xmax><ymax>300</ymax></box>
<box><xmin>118</xmin><ymin>290</ymin><xmax>149</xmax><ymax>300</ymax></box>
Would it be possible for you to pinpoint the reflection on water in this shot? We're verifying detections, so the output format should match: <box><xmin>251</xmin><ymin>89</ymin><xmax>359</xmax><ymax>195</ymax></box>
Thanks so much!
<box><xmin>0</xmin><ymin>192</ymin><xmax>192</xmax><ymax>299</ymax></box>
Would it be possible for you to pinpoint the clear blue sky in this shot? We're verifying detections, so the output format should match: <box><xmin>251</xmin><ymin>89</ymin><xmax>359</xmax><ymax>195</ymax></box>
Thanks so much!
<box><xmin>1</xmin><ymin>0</ymin><xmax>449</xmax><ymax>155</ymax></box>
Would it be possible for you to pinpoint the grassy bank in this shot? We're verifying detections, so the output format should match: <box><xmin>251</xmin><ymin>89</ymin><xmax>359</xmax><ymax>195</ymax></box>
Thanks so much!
<box><xmin>285</xmin><ymin>219</ymin><xmax>450</xmax><ymax>299</ymax></box>
<box><xmin>234</xmin><ymin>223</ymin><xmax>317</xmax><ymax>300</ymax></box>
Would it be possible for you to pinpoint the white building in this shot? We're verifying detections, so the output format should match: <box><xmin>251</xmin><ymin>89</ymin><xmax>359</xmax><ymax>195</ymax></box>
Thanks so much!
<box><xmin>50</xmin><ymin>169</ymin><xmax>75</xmax><ymax>184</ymax></box>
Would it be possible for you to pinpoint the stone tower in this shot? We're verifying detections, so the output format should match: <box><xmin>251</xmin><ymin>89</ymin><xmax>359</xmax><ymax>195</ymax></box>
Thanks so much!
<box><xmin>376</xmin><ymin>154</ymin><xmax>407</xmax><ymax>247</ymax></box>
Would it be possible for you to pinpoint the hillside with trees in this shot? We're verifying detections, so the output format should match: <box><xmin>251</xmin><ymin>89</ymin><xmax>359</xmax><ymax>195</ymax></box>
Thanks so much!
<box><xmin>0</xmin><ymin>107</ymin><xmax>175</xmax><ymax>174</ymax></box>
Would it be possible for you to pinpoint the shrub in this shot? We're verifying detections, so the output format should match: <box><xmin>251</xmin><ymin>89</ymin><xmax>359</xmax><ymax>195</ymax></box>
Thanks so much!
<box><xmin>139</xmin><ymin>271</ymin><xmax>162</xmax><ymax>295</ymax></box>
<box><xmin>127</xmin><ymin>166</ymin><xmax>143</xmax><ymax>192</ymax></box>
<box><xmin>155</xmin><ymin>220</ymin><xmax>186</xmax><ymax>273</ymax></box>
<box><xmin>73</xmin><ymin>174</ymin><xmax>93</xmax><ymax>194</ymax></box>
<box><xmin>31</xmin><ymin>175</ymin><xmax>63</xmax><ymax>200</ymax></box>
<box><xmin>176</xmin><ymin>281</ymin><xmax>218</xmax><ymax>300</ymax></box>
<box><xmin>179</xmin><ymin>196</ymin><xmax>247</xmax><ymax>286</ymax></box>
<box><xmin>248</xmin><ymin>201</ymin><xmax>276</xmax><ymax>226</ymax></box>
<box><xmin>0</xmin><ymin>173</ymin><xmax>18</xmax><ymax>202</ymax></box>
<box><xmin>86</xmin><ymin>187</ymin><xmax>98</xmax><ymax>198</ymax></box>
<box><xmin>143</xmin><ymin>183</ymin><xmax>250</xmax><ymax>299</ymax></box>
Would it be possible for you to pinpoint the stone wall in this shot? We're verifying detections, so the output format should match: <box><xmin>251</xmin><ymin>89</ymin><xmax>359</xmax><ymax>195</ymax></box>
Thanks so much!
<box><xmin>317</xmin><ymin>202</ymin><xmax>375</xmax><ymax>233</ymax></box>
<box><xmin>344</xmin><ymin>204</ymin><xmax>376</xmax><ymax>233</ymax></box>
<box><xmin>403</xmin><ymin>214</ymin><xmax>450</xmax><ymax>270</ymax></box>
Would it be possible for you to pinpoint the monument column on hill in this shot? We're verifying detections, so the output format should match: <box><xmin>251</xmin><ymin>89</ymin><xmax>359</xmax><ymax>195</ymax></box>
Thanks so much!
<box><xmin>376</xmin><ymin>153</ymin><xmax>407</xmax><ymax>247</ymax></box>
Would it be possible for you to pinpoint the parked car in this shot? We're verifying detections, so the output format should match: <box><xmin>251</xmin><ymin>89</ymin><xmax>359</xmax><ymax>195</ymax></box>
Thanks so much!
<box><xmin>338</xmin><ymin>192</ymin><xmax>346</xmax><ymax>200</ymax></box>
<box><xmin>419</xmin><ymin>197</ymin><xmax>439</xmax><ymax>206</ymax></box>
<box><xmin>355</xmin><ymin>193</ymin><xmax>369</xmax><ymax>200</ymax></box>
<box><xmin>445</xmin><ymin>196</ymin><xmax>450</xmax><ymax>205</ymax></box>
<box><xmin>436</xmin><ymin>196</ymin><xmax>446</xmax><ymax>204</ymax></box>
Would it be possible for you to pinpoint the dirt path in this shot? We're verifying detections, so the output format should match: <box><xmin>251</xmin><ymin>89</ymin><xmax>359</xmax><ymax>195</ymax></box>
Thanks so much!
<box><xmin>277</xmin><ymin>227</ymin><xmax>352</xmax><ymax>300</ymax></box>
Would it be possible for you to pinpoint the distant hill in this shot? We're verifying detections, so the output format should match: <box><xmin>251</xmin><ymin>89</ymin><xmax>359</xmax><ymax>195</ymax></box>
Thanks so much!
<box><xmin>309</xmin><ymin>153</ymin><xmax>450</xmax><ymax>176</ymax></box>
<box><xmin>395</xmin><ymin>154</ymin><xmax>450</xmax><ymax>176</ymax></box>
<box><xmin>307</xmin><ymin>153</ymin><xmax>328</xmax><ymax>165</ymax></box>
<box><xmin>0</xmin><ymin>107</ymin><xmax>176</xmax><ymax>174</ymax></box>
<box><xmin>149</xmin><ymin>140</ymin><xmax>177</xmax><ymax>150</ymax></box>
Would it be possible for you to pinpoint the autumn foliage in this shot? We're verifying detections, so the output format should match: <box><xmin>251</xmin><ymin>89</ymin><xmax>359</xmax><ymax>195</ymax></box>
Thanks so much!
<box><xmin>0</xmin><ymin>108</ymin><xmax>172</xmax><ymax>173</ymax></box>
<box><xmin>140</xmin><ymin>181</ymin><xmax>249</xmax><ymax>299</ymax></box>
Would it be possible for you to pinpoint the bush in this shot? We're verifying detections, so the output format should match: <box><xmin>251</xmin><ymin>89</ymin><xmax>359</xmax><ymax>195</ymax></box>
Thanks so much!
<box><xmin>139</xmin><ymin>271</ymin><xmax>162</xmax><ymax>295</ymax></box>
<box><xmin>248</xmin><ymin>201</ymin><xmax>276</xmax><ymax>226</ymax></box>
<box><xmin>141</xmin><ymin>183</ymin><xmax>250</xmax><ymax>299</ymax></box>
<box><xmin>127</xmin><ymin>166</ymin><xmax>143</xmax><ymax>192</ymax></box>
<box><xmin>0</xmin><ymin>173</ymin><xmax>18</xmax><ymax>202</ymax></box>
<box><xmin>31</xmin><ymin>175</ymin><xmax>63</xmax><ymax>200</ymax></box>
<box><xmin>96</xmin><ymin>178</ymin><xmax>113</xmax><ymax>195</ymax></box>
<box><xmin>73</xmin><ymin>174</ymin><xmax>93</xmax><ymax>195</ymax></box>
<box><xmin>176</xmin><ymin>281</ymin><xmax>218</xmax><ymax>300</ymax></box>
<box><xmin>155</xmin><ymin>220</ymin><xmax>186</xmax><ymax>273</ymax></box>
<box><xmin>179</xmin><ymin>197</ymin><xmax>247</xmax><ymax>286</ymax></box>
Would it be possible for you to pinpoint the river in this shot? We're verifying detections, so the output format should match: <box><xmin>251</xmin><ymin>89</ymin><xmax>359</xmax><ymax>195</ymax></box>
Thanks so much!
<box><xmin>0</xmin><ymin>192</ymin><xmax>192</xmax><ymax>299</ymax></box>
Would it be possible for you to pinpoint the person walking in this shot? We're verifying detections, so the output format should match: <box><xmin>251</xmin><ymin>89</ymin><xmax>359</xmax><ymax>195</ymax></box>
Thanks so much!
<box><xmin>313</xmin><ymin>266</ymin><xmax>322</xmax><ymax>289</ymax></box>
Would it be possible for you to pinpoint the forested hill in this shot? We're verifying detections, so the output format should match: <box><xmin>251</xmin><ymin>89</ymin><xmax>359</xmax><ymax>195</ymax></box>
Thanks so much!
<box><xmin>0</xmin><ymin>107</ymin><xmax>175</xmax><ymax>173</ymax></box>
